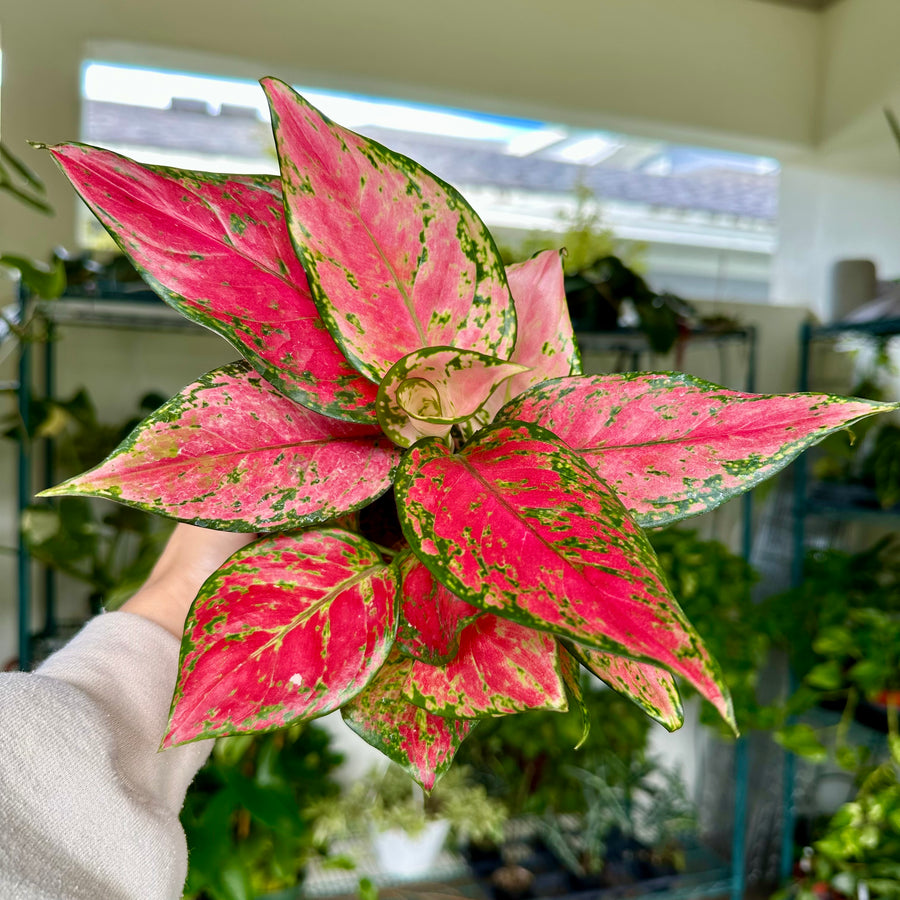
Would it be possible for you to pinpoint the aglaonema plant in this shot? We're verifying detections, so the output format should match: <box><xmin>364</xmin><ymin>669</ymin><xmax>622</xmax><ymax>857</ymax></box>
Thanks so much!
<box><xmin>39</xmin><ymin>78</ymin><xmax>899</xmax><ymax>789</ymax></box>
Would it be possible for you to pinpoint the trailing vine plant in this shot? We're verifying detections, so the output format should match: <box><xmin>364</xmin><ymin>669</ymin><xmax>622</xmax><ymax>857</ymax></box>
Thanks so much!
<box><xmin>37</xmin><ymin>79</ymin><xmax>900</xmax><ymax>788</ymax></box>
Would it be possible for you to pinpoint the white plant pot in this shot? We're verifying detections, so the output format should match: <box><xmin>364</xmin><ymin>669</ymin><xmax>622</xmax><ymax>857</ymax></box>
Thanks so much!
<box><xmin>372</xmin><ymin>819</ymin><xmax>451</xmax><ymax>878</ymax></box>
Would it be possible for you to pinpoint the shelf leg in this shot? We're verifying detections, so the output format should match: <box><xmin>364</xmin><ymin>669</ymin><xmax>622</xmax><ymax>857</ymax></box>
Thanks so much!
<box><xmin>730</xmin><ymin>737</ymin><xmax>748</xmax><ymax>900</ymax></box>
<box><xmin>16</xmin><ymin>297</ymin><xmax>32</xmax><ymax>671</ymax></box>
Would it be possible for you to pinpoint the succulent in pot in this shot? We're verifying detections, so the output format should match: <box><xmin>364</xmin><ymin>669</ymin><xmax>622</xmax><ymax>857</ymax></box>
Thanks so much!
<box><xmin>37</xmin><ymin>78</ymin><xmax>899</xmax><ymax>789</ymax></box>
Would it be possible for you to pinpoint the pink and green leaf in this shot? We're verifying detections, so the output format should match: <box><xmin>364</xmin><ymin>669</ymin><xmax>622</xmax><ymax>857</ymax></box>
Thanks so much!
<box><xmin>341</xmin><ymin>649</ymin><xmax>476</xmax><ymax>790</ymax></box>
<box><xmin>377</xmin><ymin>347</ymin><xmax>528</xmax><ymax>447</ymax></box>
<box><xmin>499</xmin><ymin>372</ymin><xmax>900</xmax><ymax>527</ymax></box>
<box><xmin>567</xmin><ymin>642</ymin><xmax>684</xmax><ymax>731</ymax></box>
<box><xmin>49</xmin><ymin>143</ymin><xmax>377</xmax><ymax>421</ymax></box>
<box><xmin>480</xmin><ymin>250</ymin><xmax>581</xmax><ymax>423</ymax></box>
<box><xmin>404</xmin><ymin>615</ymin><xmax>567</xmax><ymax>718</ymax></box>
<box><xmin>39</xmin><ymin>362</ymin><xmax>399</xmax><ymax>531</ymax></box>
<box><xmin>163</xmin><ymin>529</ymin><xmax>399</xmax><ymax>747</ymax></box>
<box><xmin>396</xmin><ymin>552</ymin><xmax>481</xmax><ymax>665</ymax></box>
<box><xmin>263</xmin><ymin>78</ymin><xmax>516</xmax><ymax>382</ymax></box>
<box><xmin>394</xmin><ymin>422</ymin><xmax>735</xmax><ymax>731</ymax></box>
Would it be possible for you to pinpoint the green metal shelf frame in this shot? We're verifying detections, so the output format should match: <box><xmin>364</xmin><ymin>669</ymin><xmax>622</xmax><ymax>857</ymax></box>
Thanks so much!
<box><xmin>14</xmin><ymin>294</ymin><xmax>758</xmax><ymax>900</ymax></box>
<box><xmin>781</xmin><ymin>316</ymin><xmax>900</xmax><ymax>882</ymax></box>
<box><xmin>15</xmin><ymin>292</ymin><xmax>203</xmax><ymax>670</ymax></box>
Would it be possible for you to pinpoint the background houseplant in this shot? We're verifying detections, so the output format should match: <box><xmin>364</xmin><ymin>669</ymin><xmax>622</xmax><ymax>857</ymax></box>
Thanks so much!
<box><xmin>182</xmin><ymin>722</ymin><xmax>343</xmax><ymax>900</ymax></box>
<box><xmin>36</xmin><ymin>76</ymin><xmax>899</xmax><ymax>788</ymax></box>
<box><xmin>311</xmin><ymin>763</ymin><xmax>507</xmax><ymax>879</ymax></box>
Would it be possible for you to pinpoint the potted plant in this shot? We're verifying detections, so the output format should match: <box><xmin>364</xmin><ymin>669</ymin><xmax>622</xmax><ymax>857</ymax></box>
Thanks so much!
<box><xmin>34</xmin><ymin>76</ymin><xmax>898</xmax><ymax>788</ymax></box>
<box><xmin>311</xmin><ymin>763</ymin><xmax>506</xmax><ymax>880</ymax></box>
<box><xmin>538</xmin><ymin>757</ymin><xmax>697</xmax><ymax>892</ymax></box>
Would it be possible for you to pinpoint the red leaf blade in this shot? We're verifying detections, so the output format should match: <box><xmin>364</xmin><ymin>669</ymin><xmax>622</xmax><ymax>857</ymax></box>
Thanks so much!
<box><xmin>482</xmin><ymin>250</ymin><xmax>581</xmax><ymax>420</ymax></box>
<box><xmin>396</xmin><ymin>553</ymin><xmax>481</xmax><ymax>665</ymax></box>
<box><xmin>263</xmin><ymin>79</ymin><xmax>516</xmax><ymax>382</ymax></box>
<box><xmin>49</xmin><ymin>143</ymin><xmax>377</xmax><ymax>421</ymax></box>
<box><xmin>568</xmin><ymin>642</ymin><xmax>684</xmax><ymax>731</ymax></box>
<box><xmin>164</xmin><ymin>529</ymin><xmax>399</xmax><ymax>746</ymax></box>
<box><xmin>394</xmin><ymin>422</ymin><xmax>734</xmax><ymax>730</ymax></box>
<box><xmin>500</xmin><ymin>373</ymin><xmax>899</xmax><ymax>527</ymax></box>
<box><xmin>405</xmin><ymin>615</ymin><xmax>567</xmax><ymax>718</ymax></box>
<box><xmin>40</xmin><ymin>362</ymin><xmax>399</xmax><ymax>531</ymax></box>
<box><xmin>341</xmin><ymin>650</ymin><xmax>475</xmax><ymax>790</ymax></box>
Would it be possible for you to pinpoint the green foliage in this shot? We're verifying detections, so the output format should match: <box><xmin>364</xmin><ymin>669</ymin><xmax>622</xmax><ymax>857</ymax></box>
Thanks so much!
<box><xmin>503</xmin><ymin>183</ymin><xmax>644</xmax><ymax>276</ymax></box>
<box><xmin>2</xmin><ymin>386</ymin><xmax>172</xmax><ymax>612</ymax></box>
<box><xmin>763</xmin><ymin>538</ymin><xmax>900</xmax><ymax>696</ymax></box>
<box><xmin>783</xmin><ymin>757</ymin><xmax>900</xmax><ymax>900</ymax></box>
<box><xmin>0</xmin><ymin>141</ymin><xmax>52</xmax><ymax>215</ymax></box>
<box><xmin>182</xmin><ymin>723</ymin><xmax>343</xmax><ymax>900</ymax></box>
<box><xmin>499</xmin><ymin>185</ymin><xmax>698</xmax><ymax>352</ymax></box>
<box><xmin>455</xmin><ymin>678</ymin><xmax>651</xmax><ymax>817</ymax></box>
<box><xmin>538</xmin><ymin>758</ymin><xmax>697</xmax><ymax>877</ymax></box>
<box><xmin>649</xmin><ymin>528</ymin><xmax>772</xmax><ymax>734</ymax></box>
<box><xmin>312</xmin><ymin>763</ymin><xmax>507</xmax><ymax>847</ymax></box>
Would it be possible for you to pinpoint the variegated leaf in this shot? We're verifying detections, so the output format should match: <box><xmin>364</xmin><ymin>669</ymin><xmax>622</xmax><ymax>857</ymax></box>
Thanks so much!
<box><xmin>163</xmin><ymin>529</ymin><xmax>399</xmax><ymax>747</ymax></box>
<box><xmin>480</xmin><ymin>250</ymin><xmax>582</xmax><ymax>423</ymax></box>
<box><xmin>341</xmin><ymin>649</ymin><xmax>476</xmax><ymax>790</ymax></box>
<box><xmin>560</xmin><ymin>646</ymin><xmax>590</xmax><ymax>749</ymax></box>
<box><xmin>263</xmin><ymin>78</ymin><xmax>516</xmax><ymax>382</ymax></box>
<box><xmin>394</xmin><ymin>422</ymin><xmax>735</xmax><ymax>730</ymax></box>
<box><xmin>40</xmin><ymin>362</ymin><xmax>399</xmax><ymax>531</ymax></box>
<box><xmin>405</xmin><ymin>615</ymin><xmax>567</xmax><ymax>718</ymax></box>
<box><xmin>567</xmin><ymin>641</ymin><xmax>684</xmax><ymax>732</ymax></box>
<box><xmin>377</xmin><ymin>347</ymin><xmax>528</xmax><ymax>447</ymax></box>
<box><xmin>49</xmin><ymin>143</ymin><xmax>377</xmax><ymax>421</ymax></box>
<box><xmin>499</xmin><ymin>372</ymin><xmax>900</xmax><ymax>527</ymax></box>
<box><xmin>396</xmin><ymin>552</ymin><xmax>481</xmax><ymax>665</ymax></box>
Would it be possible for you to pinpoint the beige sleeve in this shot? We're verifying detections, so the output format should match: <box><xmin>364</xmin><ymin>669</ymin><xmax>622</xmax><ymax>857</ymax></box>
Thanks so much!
<box><xmin>0</xmin><ymin>612</ymin><xmax>213</xmax><ymax>899</ymax></box>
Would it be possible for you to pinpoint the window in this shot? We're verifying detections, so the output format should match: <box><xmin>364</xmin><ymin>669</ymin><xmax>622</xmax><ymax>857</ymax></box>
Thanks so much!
<box><xmin>81</xmin><ymin>61</ymin><xmax>778</xmax><ymax>302</ymax></box>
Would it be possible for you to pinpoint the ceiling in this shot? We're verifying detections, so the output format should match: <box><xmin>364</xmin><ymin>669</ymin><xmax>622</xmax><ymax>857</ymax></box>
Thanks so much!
<box><xmin>752</xmin><ymin>0</ymin><xmax>838</xmax><ymax>9</ymax></box>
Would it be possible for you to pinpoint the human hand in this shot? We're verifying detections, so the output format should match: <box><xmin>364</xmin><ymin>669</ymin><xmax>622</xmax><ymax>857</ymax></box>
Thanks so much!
<box><xmin>120</xmin><ymin>524</ymin><xmax>255</xmax><ymax>638</ymax></box>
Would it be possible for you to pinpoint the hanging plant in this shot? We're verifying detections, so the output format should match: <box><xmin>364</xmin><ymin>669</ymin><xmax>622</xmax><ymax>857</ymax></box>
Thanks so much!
<box><xmin>38</xmin><ymin>79</ymin><xmax>899</xmax><ymax>789</ymax></box>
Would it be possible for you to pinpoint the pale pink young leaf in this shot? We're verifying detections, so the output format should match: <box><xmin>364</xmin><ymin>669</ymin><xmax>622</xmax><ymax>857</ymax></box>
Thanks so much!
<box><xmin>376</xmin><ymin>347</ymin><xmax>529</xmax><ymax>447</ymax></box>
<box><xmin>499</xmin><ymin>373</ymin><xmax>900</xmax><ymax>527</ymax></box>
<box><xmin>396</xmin><ymin>552</ymin><xmax>481</xmax><ymax>665</ymax></box>
<box><xmin>39</xmin><ymin>362</ymin><xmax>400</xmax><ymax>531</ymax></box>
<box><xmin>567</xmin><ymin>642</ymin><xmax>684</xmax><ymax>731</ymax></box>
<box><xmin>480</xmin><ymin>250</ymin><xmax>582</xmax><ymax>423</ymax></box>
<box><xmin>49</xmin><ymin>143</ymin><xmax>377</xmax><ymax>421</ymax></box>
<box><xmin>262</xmin><ymin>78</ymin><xmax>516</xmax><ymax>382</ymax></box>
<box><xmin>163</xmin><ymin>529</ymin><xmax>399</xmax><ymax>747</ymax></box>
<box><xmin>404</xmin><ymin>615</ymin><xmax>567</xmax><ymax>718</ymax></box>
<box><xmin>341</xmin><ymin>649</ymin><xmax>476</xmax><ymax>790</ymax></box>
<box><xmin>394</xmin><ymin>422</ymin><xmax>735</xmax><ymax>731</ymax></box>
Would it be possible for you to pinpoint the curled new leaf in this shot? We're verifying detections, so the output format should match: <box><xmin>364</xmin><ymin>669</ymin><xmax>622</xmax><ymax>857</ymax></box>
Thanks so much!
<box><xmin>40</xmin><ymin>362</ymin><xmax>400</xmax><ymax>531</ymax></box>
<box><xmin>164</xmin><ymin>529</ymin><xmax>399</xmax><ymax>747</ymax></box>
<box><xmin>394</xmin><ymin>421</ymin><xmax>735</xmax><ymax>730</ymax></box>
<box><xmin>377</xmin><ymin>346</ymin><xmax>528</xmax><ymax>447</ymax></box>
<box><xmin>500</xmin><ymin>372</ymin><xmax>900</xmax><ymax>527</ymax></box>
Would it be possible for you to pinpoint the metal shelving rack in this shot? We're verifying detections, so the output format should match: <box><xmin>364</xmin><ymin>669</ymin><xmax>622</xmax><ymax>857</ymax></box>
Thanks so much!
<box><xmin>578</xmin><ymin>324</ymin><xmax>758</xmax><ymax>900</ymax></box>
<box><xmin>13</xmin><ymin>293</ymin><xmax>758</xmax><ymax>900</ymax></box>
<box><xmin>14</xmin><ymin>287</ymin><xmax>204</xmax><ymax>670</ymax></box>
<box><xmin>781</xmin><ymin>316</ymin><xmax>900</xmax><ymax>881</ymax></box>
